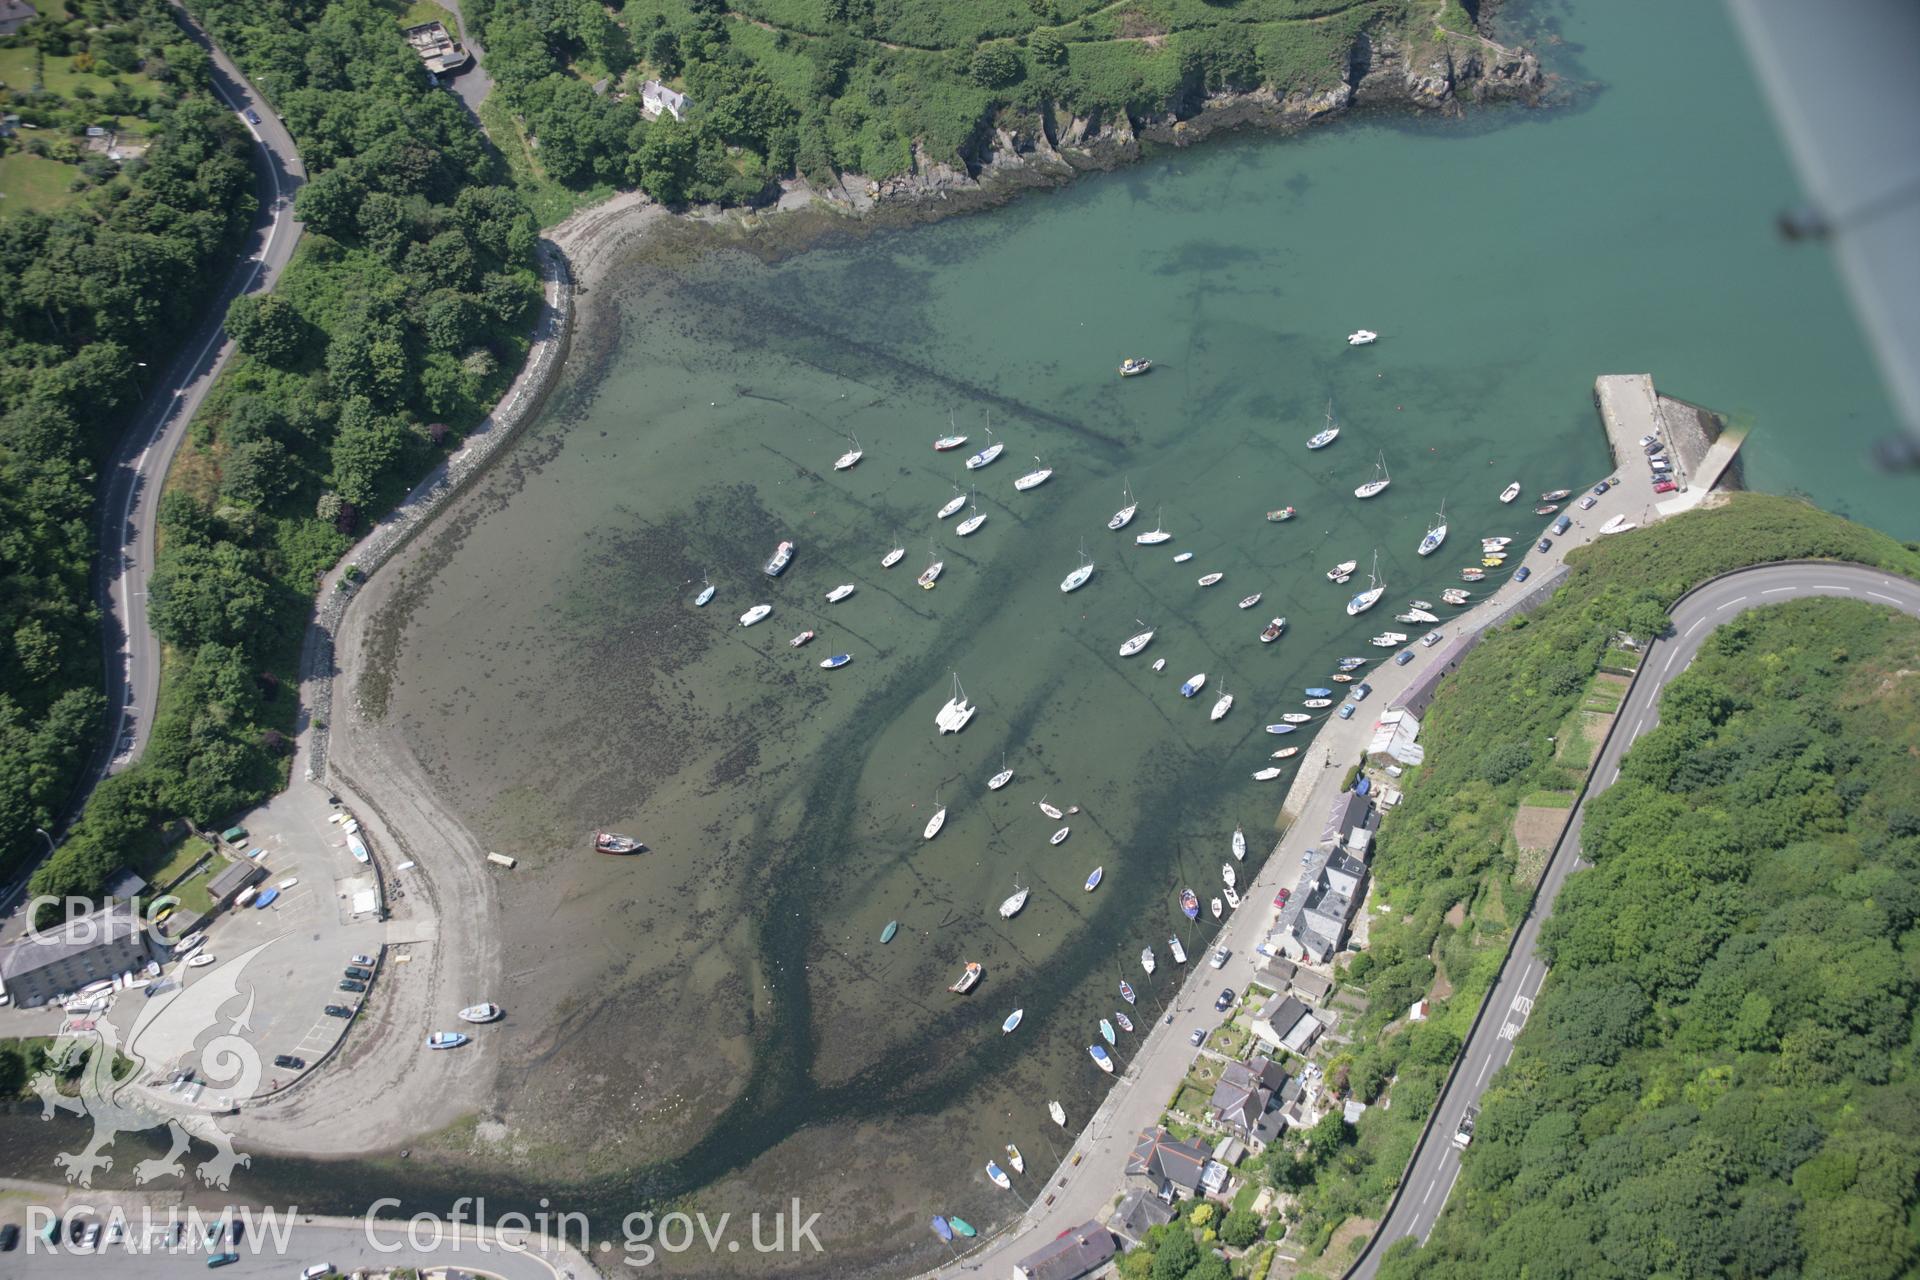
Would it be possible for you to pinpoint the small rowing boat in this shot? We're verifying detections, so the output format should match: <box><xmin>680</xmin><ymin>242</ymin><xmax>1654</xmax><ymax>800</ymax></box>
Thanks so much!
<box><xmin>1085</xmin><ymin>865</ymin><xmax>1103</xmax><ymax>892</ymax></box>
<box><xmin>1499</xmin><ymin>481</ymin><xmax>1521</xmax><ymax>504</ymax></box>
<box><xmin>1120</xmin><ymin>980</ymin><xmax>1136</xmax><ymax>1004</ymax></box>
<box><xmin>880</xmin><ymin>920</ymin><xmax>898</xmax><ymax>944</ymax></box>
<box><xmin>1181</xmin><ymin>888</ymin><xmax>1200</xmax><ymax>920</ymax></box>
<box><xmin>1252</xmin><ymin>767</ymin><xmax>1282</xmax><ymax>780</ymax></box>
<box><xmin>1271</xmin><ymin>746</ymin><xmax>1299</xmax><ymax>759</ymax></box>
<box><xmin>1050</xmin><ymin>1100</ymin><xmax>1067</xmax><ymax>1127</ymax></box>
<box><xmin>1197</xmin><ymin>572</ymin><xmax>1224</xmax><ymax>587</ymax></box>
<box><xmin>1002</xmin><ymin>1009</ymin><xmax>1024</xmax><ymax>1034</ymax></box>
<box><xmin>790</xmin><ymin>630</ymin><xmax>814</xmax><ymax>647</ymax></box>
<box><xmin>1050</xmin><ymin>826</ymin><xmax>1071</xmax><ymax>845</ymax></box>
<box><xmin>821</xmin><ymin>653</ymin><xmax>852</xmax><ymax>669</ymax></box>
<box><xmin>1238</xmin><ymin>593</ymin><xmax>1262</xmax><ymax>609</ymax></box>
<box><xmin>1099</xmin><ymin>1018</ymin><xmax>1116</xmax><ymax>1046</ymax></box>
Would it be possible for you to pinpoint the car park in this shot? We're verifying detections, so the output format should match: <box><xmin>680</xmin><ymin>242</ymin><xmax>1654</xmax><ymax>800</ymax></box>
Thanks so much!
<box><xmin>1214</xmin><ymin>987</ymin><xmax>1237</xmax><ymax>1012</ymax></box>
<box><xmin>338</xmin><ymin>979</ymin><xmax>367</xmax><ymax>993</ymax></box>
<box><xmin>1537</xmin><ymin>537</ymin><xmax>1552</xmax><ymax>552</ymax></box>
<box><xmin>1189</xmin><ymin>1028</ymin><xmax>1206</xmax><ymax>1046</ymax></box>
<box><xmin>324</xmin><ymin>1004</ymin><xmax>354</xmax><ymax>1018</ymax></box>
<box><xmin>1653</xmin><ymin>479</ymin><xmax>1678</xmax><ymax>493</ymax></box>
<box><xmin>1337</xmin><ymin>703</ymin><xmax>1356</xmax><ymax>720</ymax></box>
<box><xmin>344</xmin><ymin>966</ymin><xmax>372</xmax><ymax>980</ymax></box>
<box><xmin>1579</xmin><ymin>494</ymin><xmax>1598</xmax><ymax>510</ymax></box>
<box><xmin>1592</xmin><ymin>480</ymin><xmax>1610</xmax><ymax>494</ymax></box>
<box><xmin>273</xmin><ymin>1054</ymin><xmax>305</xmax><ymax>1069</ymax></box>
<box><xmin>1394</xmin><ymin>649</ymin><xmax>1414</xmax><ymax>666</ymax></box>
<box><xmin>1210</xmin><ymin>947</ymin><xmax>1230</xmax><ymax>969</ymax></box>
<box><xmin>1515</xmin><ymin>565</ymin><xmax>1532</xmax><ymax>582</ymax></box>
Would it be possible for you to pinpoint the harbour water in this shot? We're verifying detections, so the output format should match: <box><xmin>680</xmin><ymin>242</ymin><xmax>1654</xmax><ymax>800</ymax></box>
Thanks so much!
<box><xmin>8</xmin><ymin>0</ymin><xmax>1900</xmax><ymax>1270</ymax></box>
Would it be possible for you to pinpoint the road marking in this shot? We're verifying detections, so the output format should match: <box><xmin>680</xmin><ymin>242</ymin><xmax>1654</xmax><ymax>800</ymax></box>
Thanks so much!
<box><xmin>1715</xmin><ymin>597</ymin><xmax>1744</xmax><ymax>610</ymax></box>
<box><xmin>1684</xmin><ymin>618</ymin><xmax>1704</xmax><ymax>638</ymax></box>
<box><xmin>1475</xmin><ymin>1054</ymin><xmax>1494</xmax><ymax>1086</ymax></box>
<box><xmin>1498</xmin><ymin>1021</ymin><xmax>1523</xmax><ymax>1041</ymax></box>
<box><xmin>1813</xmin><ymin>584</ymin><xmax>1845</xmax><ymax>591</ymax></box>
<box><xmin>1869</xmin><ymin>591</ymin><xmax>1899</xmax><ymax>603</ymax></box>
<box><xmin>1512</xmin><ymin>995</ymin><xmax>1533</xmax><ymax>1016</ymax></box>
<box><xmin>1761</xmin><ymin>587</ymin><xmax>1793</xmax><ymax>594</ymax></box>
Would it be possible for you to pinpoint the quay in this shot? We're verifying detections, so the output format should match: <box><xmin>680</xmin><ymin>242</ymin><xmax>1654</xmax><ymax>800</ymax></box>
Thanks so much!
<box><xmin>1594</xmin><ymin>372</ymin><xmax>1748</xmax><ymax>520</ymax></box>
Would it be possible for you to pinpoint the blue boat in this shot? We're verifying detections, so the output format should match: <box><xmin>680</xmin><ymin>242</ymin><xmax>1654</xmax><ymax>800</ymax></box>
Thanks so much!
<box><xmin>820</xmin><ymin>654</ymin><xmax>852</xmax><ymax>669</ymax></box>
<box><xmin>1304</xmin><ymin>686</ymin><xmax>1333</xmax><ymax>698</ymax></box>
<box><xmin>253</xmin><ymin>888</ymin><xmax>279</xmax><ymax>909</ymax></box>
<box><xmin>1084</xmin><ymin>866</ymin><xmax>1103</xmax><ymax>892</ymax></box>
<box><xmin>1180</xmin><ymin>888</ymin><xmax>1199</xmax><ymax>920</ymax></box>
<box><xmin>1088</xmin><ymin>1044</ymin><xmax>1114</xmax><ymax>1072</ymax></box>
<box><xmin>1119</xmin><ymin>980</ymin><xmax>1136</xmax><ymax>1005</ymax></box>
<box><xmin>880</xmin><ymin>920</ymin><xmax>898</xmax><ymax>944</ymax></box>
<box><xmin>1099</xmin><ymin>1018</ymin><xmax>1116</xmax><ymax>1045</ymax></box>
<box><xmin>1179</xmin><ymin>673</ymin><xmax>1207</xmax><ymax>697</ymax></box>
<box><xmin>930</xmin><ymin>1216</ymin><xmax>953</xmax><ymax>1244</ymax></box>
<box><xmin>1264</xmin><ymin>723</ymin><xmax>1297</xmax><ymax>735</ymax></box>
<box><xmin>986</xmin><ymin>1161</ymin><xmax>1012</xmax><ymax>1189</ymax></box>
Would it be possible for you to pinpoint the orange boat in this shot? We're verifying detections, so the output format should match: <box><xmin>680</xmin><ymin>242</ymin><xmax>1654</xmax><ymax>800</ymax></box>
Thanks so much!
<box><xmin>948</xmin><ymin>962</ymin><xmax>982</xmax><ymax>994</ymax></box>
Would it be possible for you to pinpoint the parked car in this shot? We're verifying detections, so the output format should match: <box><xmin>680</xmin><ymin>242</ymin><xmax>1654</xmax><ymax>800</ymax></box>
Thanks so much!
<box><xmin>301</xmin><ymin>1265</ymin><xmax>337</xmax><ymax>1279</ymax></box>
<box><xmin>324</xmin><ymin>1004</ymin><xmax>354</xmax><ymax>1019</ymax></box>
<box><xmin>1214</xmin><ymin>987</ymin><xmax>1237</xmax><ymax>1012</ymax></box>
<box><xmin>1515</xmin><ymin>566</ymin><xmax>1532</xmax><ymax>583</ymax></box>
<box><xmin>344</xmin><ymin>966</ymin><xmax>373</xmax><ymax>980</ymax></box>
<box><xmin>1537</xmin><ymin>537</ymin><xmax>1552</xmax><ymax>552</ymax></box>
<box><xmin>1189</xmin><ymin>1028</ymin><xmax>1206</xmax><ymax>1046</ymax></box>
<box><xmin>1421</xmin><ymin>629</ymin><xmax>1445</xmax><ymax>647</ymax></box>
<box><xmin>1349</xmin><ymin>681</ymin><xmax>1373</xmax><ymax>702</ymax></box>
<box><xmin>350</xmin><ymin>954</ymin><xmax>375</xmax><ymax>967</ymax></box>
<box><xmin>1592</xmin><ymin>480</ymin><xmax>1610</xmax><ymax>494</ymax></box>
<box><xmin>1210</xmin><ymin>947</ymin><xmax>1230</xmax><ymax>969</ymax></box>
<box><xmin>273</xmin><ymin>1054</ymin><xmax>305</xmax><ymax>1069</ymax></box>
<box><xmin>1579</xmin><ymin>494</ymin><xmax>1598</xmax><ymax>510</ymax></box>
<box><xmin>208</xmin><ymin>1253</ymin><xmax>240</xmax><ymax>1268</ymax></box>
<box><xmin>1551</xmin><ymin>515</ymin><xmax>1571</xmax><ymax>535</ymax></box>
<box><xmin>338</xmin><ymin>979</ymin><xmax>367</xmax><ymax>994</ymax></box>
<box><xmin>1638</xmin><ymin>432</ymin><xmax>1658</xmax><ymax>447</ymax></box>
<box><xmin>1276</xmin><ymin>887</ymin><xmax>1291</xmax><ymax>905</ymax></box>
<box><xmin>1394</xmin><ymin>649</ymin><xmax>1415</xmax><ymax>666</ymax></box>
<box><xmin>0</xmin><ymin>1223</ymin><xmax>18</xmax><ymax>1250</ymax></box>
<box><xmin>1337</xmin><ymin>703</ymin><xmax>1356</xmax><ymax>720</ymax></box>
<box><xmin>74</xmin><ymin>1221</ymin><xmax>100</xmax><ymax>1249</ymax></box>
<box><xmin>1653</xmin><ymin>479</ymin><xmax>1678</xmax><ymax>493</ymax></box>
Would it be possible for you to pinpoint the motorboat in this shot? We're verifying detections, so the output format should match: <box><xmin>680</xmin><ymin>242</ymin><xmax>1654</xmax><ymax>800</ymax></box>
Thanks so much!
<box><xmin>1222</xmin><ymin>863</ymin><xmax>1236</xmax><ymax>889</ymax></box>
<box><xmin>1089</xmin><ymin>1045</ymin><xmax>1114</xmax><ymax>1073</ymax></box>
<box><xmin>1099</xmin><ymin>1019</ymin><xmax>1116</xmax><ymax>1046</ymax></box>
<box><xmin>1061</xmin><ymin>545</ymin><xmax>1095</xmax><ymax>592</ymax></box>
<box><xmin>1172</xmin><ymin>551</ymin><xmax>1193</xmax><ymax>563</ymax></box>
<box><xmin>1481</xmin><ymin>556</ymin><xmax>1507</xmax><ymax>568</ymax></box>
<box><xmin>1397</xmin><ymin>609</ymin><xmax>1439</xmax><ymax>624</ymax></box>
<box><xmin>955</xmin><ymin>496</ymin><xmax>987</xmax><ymax>537</ymax></box>
<box><xmin>986</xmin><ymin>1161</ymin><xmax>1012</xmax><ymax>1189</ymax></box>
<box><xmin>1482</xmin><ymin>537</ymin><xmax>1512</xmax><ymax>549</ymax></box>
<box><xmin>1114</xmin><ymin>1011</ymin><xmax>1133</xmax><ymax>1033</ymax></box>
<box><xmin>1232</xmin><ymin>826</ymin><xmax>1246</xmax><ymax>860</ymax></box>
<box><xmin>764</xmin><ymin>540</ymin><xmax>794</xmax><ymax>577</ymax></box>
<box><xmin>1354</xmin><ymin>451</ymin><xmax>1392</xmax><ymax>499</ymax></box>
<box><xmin>1141</xmin><ymin>946</ymin><xmax>1156</xmax><ymax>975</ymax></box>
<box><xmin>820</xmin><ymin>653</ymin><xmax>852</xmax><ymax>668</ymax></box>
<box><xmin>1260</xmin><ymin>616</ymin><xmax>1287</xmax><ymax>643</ymax></box>
<box><xmin>1348</xmin><ymin>329</ymin><xmax>1377</xmax><ymax>345</ymax></box>
<box><xmin>1282</xmin><ymin>712</ymin><xmax>1313</xmax><ymax>723</ymax></box>
<box><xmin>1181</xmin><ymin>888</ymin><xmax>1200</xmax><ymax>920</ymax></box>
<box><xmin>1152</xmin><ymin>658</ymin><xmax>1167</xmax><ymax>672</ymax></box>
<box><xmin>1442</xmin><ymin>588</ymin><xmax>1472</xmax><ymax>604</ymax></box>
<box><xmin>1210</xmin><ymin>690</ymin><xmax>1233</xmax><ymax>721</ymax></box>
<box><xmin>1332</xmin><ymin>673</ymin><xmax>1355</xmax><ymax>683</ymax></box>
<box><xmin>1271</xmin><ymin>746</ymin><xmax>1299</xmax><ymax>759</ymax></box>
<box><xmin>1410</xmin><ymin>599</ymin><xmax>1433</xmax><ymax>609</ymax></box>
<box><xmin>1168</xmin><ymin>937</ymin><xmax>1187</xmax><ymax>964</ymax></box>
<box><xmin>834</xmin><ymin>433</ymin><xmax>863</xmax><ymax>471</ymax></box>
<box><xmin>965</xmin><ymin>428</ymin><xmax>1005</xmax><ymax>470</ymax></box>
<box><xmin>1109</xmin><ymin>484</ymin><xmax>1138</xmax><ymax>530</ymax></box>
<box><xmin>1119</xmin><ymin>626</ymin><xmax>1155</xmax><ymax>657</ymax></box>
<box><xmin>1266</xmin><ymin>506</ymin><xmax>1296</xmax><ymax>522</ymax></box>
<box><xmin>988</xmin><ymin>758</ymin><xmax>1014</xmax><ymax>790</ymax></box>
<box><xmin>936</xmin><ymin>674</ymin><xmax>976</xmax><ymax>734</ymax></box>
<box><xmin>1014</xmin><ymin>457</ymin><xmax>1052</xmax><ymax>491</ymax></box>
<box><xmin>1134</xmin><ymin>505</ymin><xmax>1171</xmax><ymax>545</ymax></box>
<box><xmin>597</xmin><ymin>831</ymin><xmax>644</xmax><ymax>854</ymax></box>
<box><xmin>1305</xmin><ymin>686</ymin><xmax>1334</xmax><ymax>697</ymax></box>
<box><xmin>1303</xmin><ymin>698</ymin><xmax>1333</xmax><ymax>708</ymax></box>
<box><xmin>458</xmin><ymin>1003</ymin><xmax>502</xmax><ymax>1023</ymax></box>
<box><xmin>1346</xmin><ymin>551</ymin><xmax>1385</xmax><ymax>616</ymax></box>
<box><xmin>175</xmin><ymin>933</ymin><xmax>207</xmax><ymax>956</ymax></box>
<box><xmin>1371</xmin><ymin>631</ymin><xmax>1409</xmax><ymax>647</ymax></box>
<box><xmin>998</xmin><ymin>884</ymin><xmax>1030</xmax><ymax>918</ymax></box>
<box><xmin>1540</xmin><ymin>488</ymin><xmax>1573</xmax><ymax>502</ymax></box>
<box><xmin>1050</xmin><ymin>1100</ymin><xmax>1068</xmax><ymax>1127</ymax></box>
<box><xmin>1084</xmin><ymin>866</ymin><xmax>1103</xmax><ymax>892</ymax></box>
<box><xmin>1418</xmin><ymin>501</ymin><xmax>1448</xmax><ymax>557</ymax></box>
<box><xmin>1006</xmin><ymin>1145</ymin><xmax>1025</xmax><ymax>1174</ymax></box>
<box><xmin>1225</xmin><ymin>885</ymin><xmax>1240</xmax><ymax>908</ymax></box>
<box><xmin>1461</xmin><ymin>568</ymin><xmax>1486</xmax><ymax>582</ymax></box>
<box><xmin>1211</xmin><ymin>897</ymin><xmax>1222</xmax><ymax>919</ymax></box>
<box><xmin>1265</xmin><ymin>723</ymin><xmax>1296</xmax><ymax>735</ymax></box>
<box><xmin>1252</xmin><ymin>767</ymin><xmax>1283</xmax><ymax>780</ymax></box>
<box><xmin>1119</xmin><ymin>980</ymin><xmax>1136</xmax><ymax>1005</ymax></box>
<box><xmin>187</xmin><ymin>953</ymin><xmax>216</xmax><ymax>968</ymax></box>
<box><xmin>1050</xmin><ymin>826</ymin><xmax>1070</xmax><ymax>845</ymax></box>
<box><xmin>1337</xmin><ymin>657</ymin><xmax>1367</xmax><ymax>669</ymax></box>
<box><xmin>948</xmin><ymin>962</ymin><xmax>982</xmax><ymax>993</ymax></box>
<box><xmin>924</xmin><ymin>805</ymin><xmax>947</xmax><ymax>840</ymax></box>
<box><xmin>938</xmin><ymin>487</ymin><xmax>968</xmax><ymax>519</ymax></box>
<box><xmin>1117</xmin><ymin>356</ymin><xmax>1152</xmax><ymax>377</ymax></box>
<box><xmin>1327</xmin><ymin>559</ymin><xmax>1358</xmax><ymax>582</ymax></box>
<box><xmin>1534</xmin><ymin>504</ymin><xmax>1560</xmax><ymax>516</ymax></box>
<box><xmin>790</xmin><ymin>630</ymin><xmax>815</xmax><ymax>647</ymax></box>
<box><xmin>739</xmin><ymin>604</ymin><xmax>772</xmax><ymax>627</ymax></box>
<box><xmin>1238</xmin><ymin>593</ymin><xmax>1262</xmax><ymax>609</ymax></box>
<box><xmin>1499</xmin><ymin>482</ymin><xmax>1521</xmax><ymax>504</ymax></box>
<box><xmin>1002</xmin><ymin>1009</ymin><xmax>1024</xmax><ymax>1034</ymax></box>
<box><xmin>426</xmin><ymin>1032</ymin><xmax>468</xmax><ymax>1050</ymax></box>
<box><xmin>1180</xmin><ymin>673</ymin><xmax>1208</xmax><ymax>698</ymax></box>
<box><xmin>1038</xmin><ymin>797</ymin><xmax>1064</xmax><ymax>820</ymax></box>
<box><xmin>1307</xmin><ymin>399</ymin><xmax>1340</xmax><ymax>450</ymax></box>
<box><xmin>1197</xmin><ymin>572</ymin><xmax>1224</xmax><ymax>588</ymax></box>
<box><xmin>694</xmin><ymin>574</ymin><xmax>715</xmax><ymax>606</ymax></box>
<box><xmin>825</xmin><ymin>584</ymin><xmax>856</xmax><ymax>603</ymax></box>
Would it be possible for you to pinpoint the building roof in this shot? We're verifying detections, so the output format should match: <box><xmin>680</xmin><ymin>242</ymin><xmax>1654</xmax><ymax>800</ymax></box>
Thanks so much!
<box><xmin>207</xmin><ymin>858</ymin><xmax>262</xmax><ymax>899</ymax></box>
<box><xmin>1014</xmin><ymin>1221</ymin><xmax>1115</xmax><ymax>1280</ymax></box>
<box><xmin>1110</xmin><ymin>1188</ymin><xmax>1175</xmax><ymax>1243</ymax></box>
<box><xmin>1322</xmin><ymin>789</ymin><xmax>1371</xmax><ymax>844</ymax></box>
<box><xmin>1209</xmin><ymin>1066</ymin><xmax>1268</xmax><ymax>1133</ymax></box>
<box><xmin>1290</xmin><ymin>968</ymin><xmax>1334</xmax><ymax>1001</ymax></box>
<box><xmin>1259</xmin><ymin>994</ymin><xmax>1310</xmax><ymax>1039</ymax></box>
<box><xmin>0</xmin><ymin>0</ymin><xmax>38</xmax><ymax>34</ymax></box>
<box><xmin>0</xmin><ymin>902</ymin><xmax>144</xmax><ymax>983</ymax></box>
<box><xmin>1127</xmin><ymin>1127</ymin><xmax>1210</xmax><ymax>1191</ymax></box>
<box><xmin>1252</xmin><ymin>1106</ymin><xmax>1289</xmax><ymax>1146</ymax></box>
<box><xmin>1259</xmin><ymin>955</ymin><xmax>1298</xmax><ymax>986</ymax></box>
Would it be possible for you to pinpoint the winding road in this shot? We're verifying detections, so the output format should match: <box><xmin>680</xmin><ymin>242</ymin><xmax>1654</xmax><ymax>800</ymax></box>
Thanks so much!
<box><xmin>91</xmin><ymin>7</ymin><xmax>305</xmax><ymax>780</ymax></box>
<box><xmin>1346</xmin><ymin>561</ymin><xmax>1920</xmax><ymax>1277</ymax></box>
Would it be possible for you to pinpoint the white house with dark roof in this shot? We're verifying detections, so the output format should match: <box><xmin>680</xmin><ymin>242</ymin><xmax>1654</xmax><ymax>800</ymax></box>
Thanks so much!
<box><xmin>640</xmin><ymin>80</ymin><xmax>688</xmax><ymax>120</ymax></box>
<box><xmin>1252</xmin><ymin>992</ymin><xmax>1323</xmax><ymax>1055</ymax></box>
<box><xmin>0</xmin><ymin>903</ymin><xmax>150</xmax><ymax>1007</ymax></box>
<box><xmin>1126</xmin><ymin>1127</ymin><xmax>1210</xmax><ymax>1201</ymax></box>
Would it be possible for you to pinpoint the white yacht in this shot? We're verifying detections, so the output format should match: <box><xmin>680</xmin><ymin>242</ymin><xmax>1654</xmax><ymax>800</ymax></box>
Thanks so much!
<box><xmin>834</xmin><ymin>433</ymin><xmax>863</xmax><ymax>471</ymax></box>
<box><xmin>1108</xmin><ymin>483</ymin><xmax>1137</xmax><ymax>531</ymax></box>
<box><xmin>1197</xmin><ymin>572</ymin><xmax>1224</xmax><ymax>588</ymax></box>
<box><xmin>1135</xmin><ymin>507</ymin><xmax>1172</xmax><ymax>545</ymax></box>
<box><xmin>987</xmin><ymin>756</ymin><xmax>1014</xmax><ymax>790</ymax></box>
<box><xmin>955</xmin><ymin>494</ymin><xmax>986</xmax><ymax>537</ymax></box>
<box><xmin>998</xmin><ymin>883</ymin><xmax>1030</xmax><ymax>919</ymax></box>
<box><xmin>1060</xmin><ymin>544</ymin><xmax>1095</xmax><ymax>593</ymax></box>
<box><xmin>1014</xmin><ymin>456</ymin><xmax>1052</xmax><ymax>491</ymax></box>
<box><xmin>1118</xmin><ymin>625</ymin><xmax>1155</xmax><ymax>657</ymax></box>
<box><xmin>1354</xmin><ymin>451</ymin><xmax>1392</xmax><ymax>499</ymax></box>
<box><xmin>1418</xmin><ymin>500</ymin><xmax>1448</xmax><ymax>557</ymax></box>
<box><xmin>825</xmin><ymin>584</ymin><xmax>856</xmax><ymax>603</ymax></box>
<box><xmin>1306</xmin><ymin>399</ymin><xmax>1340</xmax><ymax>450</ymax></box>
<box><xmin>739</xmin><ymin>604</ymin><xmax>772</xmax><ymax>627</ymax></box>
<box><xmin>936</xmin><ymin>674</ymin><xmax>976</xmax><ymax>734</ymax></box>
<box><xmin>919</xmin><ymin>541</ymin><xmax>945</xmax><ymax>590</ymax></box>
<box><xmin>1346</xmin><ymin>551</ymin><xmax>1385</xmax><ymax>616</ymax></box>
<box><xmin>1238</xmin><ymin>592</ymin><xmax>1262</xmax><ymax>609</ymax></box>
<box><xmin>923</xmin><ymin>803</ymin><xmax>947</xmax><ymax>840</ymax></box>
<box><xmin>881</xmin><ymin>538</ymin><xmax>905</xmax><ymax>568</ymax></box>
<box><xmin>938</xmin><ymin>486</ymin><xmax>967</xmax><ymax>520</ymax></box>
<box><xmin>1210</xmin><ymin>690</ymin><xmax>1234</xmax><ymax>722</ymax></box>
<box><xmin>965</xmin><ymin>424</ymin><xmax>1004</xmax><ymax>471</ymax></box>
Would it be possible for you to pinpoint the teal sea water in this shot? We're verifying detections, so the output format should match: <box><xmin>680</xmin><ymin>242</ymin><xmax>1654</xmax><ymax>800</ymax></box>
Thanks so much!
<box><xmin>5</xmin><ymin>0</ymin><xmax>1898</xmax><ymax>1269</ymax></box>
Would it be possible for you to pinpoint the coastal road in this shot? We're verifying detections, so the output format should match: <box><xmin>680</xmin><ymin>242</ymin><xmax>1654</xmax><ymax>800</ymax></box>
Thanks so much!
<box><xmin>93</xmin><ymin>8</ymin><xmax>305</xmax><ymax>779</ymax></box>
<box><xmin>1345</xmin><ymin>561</ymin><xmax>1920</xmax><ymax>1276</ymax></box>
